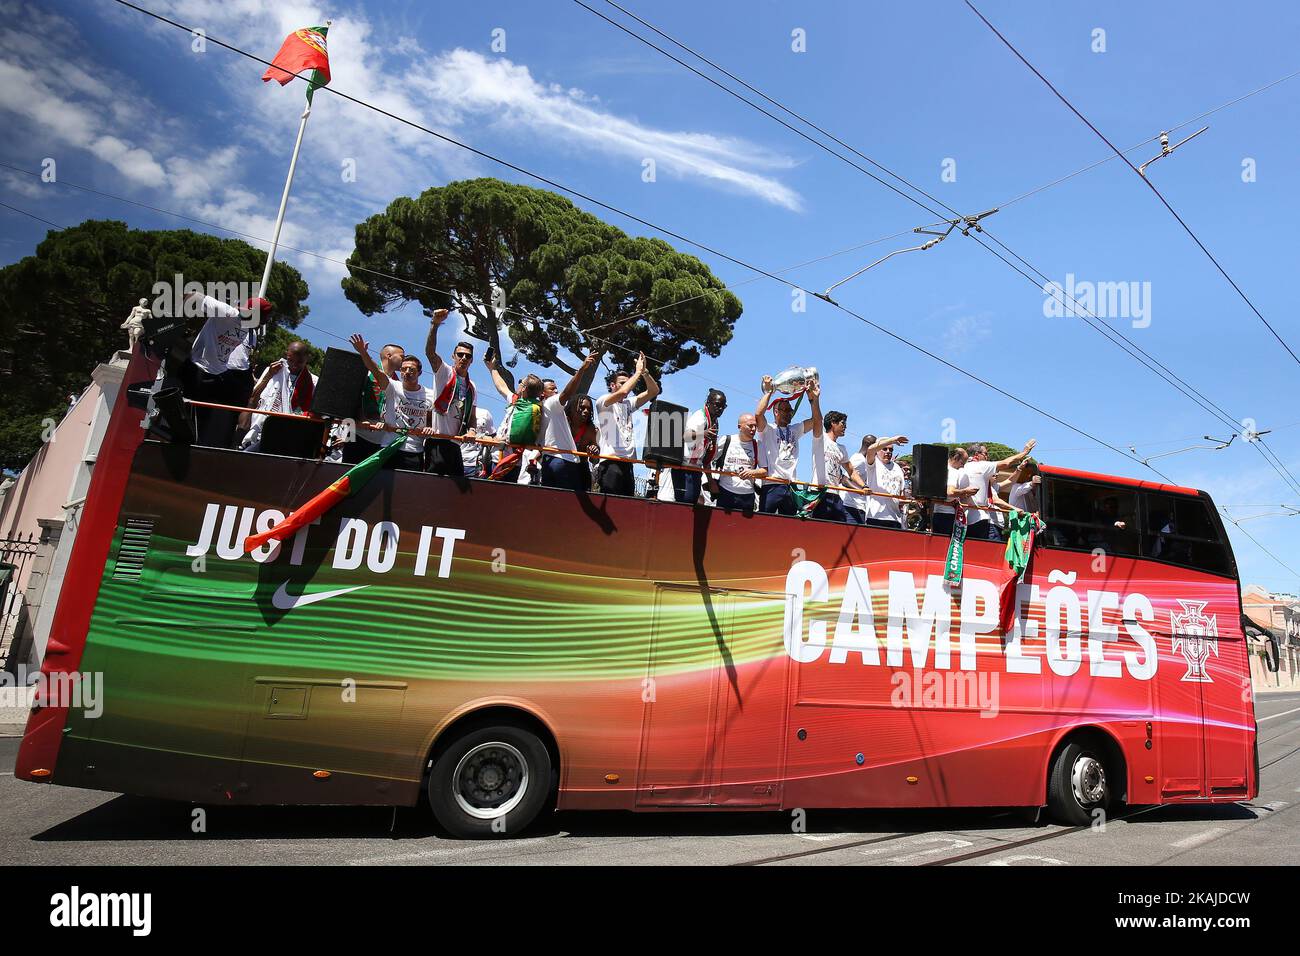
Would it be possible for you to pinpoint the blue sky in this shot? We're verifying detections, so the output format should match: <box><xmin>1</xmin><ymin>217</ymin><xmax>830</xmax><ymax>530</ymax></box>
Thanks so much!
<box><xmin>4</xmin><ymin>0</ymin><xmax>1300</xmax><ymax>591</ymax></box>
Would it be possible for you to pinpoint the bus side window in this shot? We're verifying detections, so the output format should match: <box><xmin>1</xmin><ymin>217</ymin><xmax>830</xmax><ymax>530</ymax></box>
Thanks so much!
<box><xmin>1141</xmin><ymin>493</ymin><xmax>1232</xmax><ymax>577</ymax></box>
<box><xmin>1041</xmin><ymin>477</ymin><xmax>1140</xmax><ymax>557</ymax></box>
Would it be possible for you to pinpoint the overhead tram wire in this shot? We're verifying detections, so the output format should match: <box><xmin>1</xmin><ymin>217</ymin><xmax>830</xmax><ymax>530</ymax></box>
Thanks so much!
<box><xmin>579</xmin><ymin>0</ymin><xmax>1300</xmax><ymax>496</ymax></box>
<box><xmin>0</xmin><ymin>159</ymin><xmax>921</xmax><ymax>436</ymax></box>
<box><xmin>962</xmin><ymin>0</ymin><xmax>1300</xmax><ymax>498</ymax></box>
<box><xmin>996</xmin><ymin>64</ymin><xmax>1300</xmax><ymax>210</ymax></box>
<box><xmin>0</xmin><ymin>199</ymin><xmax>64</xmax><ymax>229</ymax></box>
<box><xmin>572</xmin><ymin>2</ymin><xmax>1245</xmax><ymax>428</ymax></box>
<box><xmin>964</xmin><ymin>0</ymin><xmax>1300</xmax><ymax>369</ymax></box>
<box><xmin>104</xmin><ymin>0</ymin><xmax>1165</xmax><ymax>476</ymax></box>
<box><xmin>576</xmin><ymin>0</ymin><xmax>1250</xmax><ymax>436</ymax></box>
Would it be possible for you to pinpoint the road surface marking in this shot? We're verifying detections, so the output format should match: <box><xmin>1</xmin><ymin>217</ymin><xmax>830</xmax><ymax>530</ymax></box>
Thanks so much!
<box><xmin>1259</xmin><ymin>706</ymin><xmax>1300</xmax><ymax>722</ymax></box>
<box><xmin>1170</xmin><ymin>828</ymin><xmax>1225</xmax><ymax>849</ymax></box>
<box><xmin>988</xmin><ymin>855</ymin><xmax>1067</xmax><ymax>866</ymax></box>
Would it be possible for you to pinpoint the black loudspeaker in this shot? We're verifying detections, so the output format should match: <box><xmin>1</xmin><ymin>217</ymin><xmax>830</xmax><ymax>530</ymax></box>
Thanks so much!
<box><xmin>312</xmin><ymin>347</ymin><xmax>368</xmax><ymax>420</ymax></box>
<box><xmin>260</xmin><ymin>415</ymin><xmax>328</xmax><ymax>458</ymax></box>
<box><xmin>142</xmin><ymin>313</ymin><xmax>190</xmax><ymax>351</ymax></box>
<box><xmin>911</xmin><ymin>443</ymin><xmax>950</xmax><ymax>499</ymax></box>
<box><xmin>641</xmin><ymin>400</ymin><xmax>689</xmax><ymax>467</ymax></box>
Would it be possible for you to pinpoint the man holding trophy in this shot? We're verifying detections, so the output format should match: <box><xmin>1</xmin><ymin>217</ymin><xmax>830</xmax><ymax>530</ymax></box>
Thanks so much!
<box><xmin>754</xmin><ymin>367</ymin><xmax>821</xmax><ymax>515</ymax></box>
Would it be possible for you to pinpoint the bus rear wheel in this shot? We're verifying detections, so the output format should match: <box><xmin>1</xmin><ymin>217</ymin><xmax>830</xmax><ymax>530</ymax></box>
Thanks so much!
<box><xmin>428</xmin><ymin>724</ymin><xmax>553</xmax><ymax>838</ymax></box>
<box><xmin>1046</xmin><ymin>740</ymin><xmax>1111</xmax><ymax>826</ymax></box>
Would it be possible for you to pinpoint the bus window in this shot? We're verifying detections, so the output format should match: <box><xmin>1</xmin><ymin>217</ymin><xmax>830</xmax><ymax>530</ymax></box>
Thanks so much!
<box><xmin>1041</xmin><ymin>478</ymin><xmax>1141</xmax><ymax>556</ymax></box>
<box><xmin>1142</xmin><ymin>493</ymin><xmax>1232</xmax><ymax>577</ymax></box>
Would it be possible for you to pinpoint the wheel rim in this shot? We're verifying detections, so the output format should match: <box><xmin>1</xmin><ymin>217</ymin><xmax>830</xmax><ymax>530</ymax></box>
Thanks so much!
<box><xmin>452</xmin><ymin>741</ymin><xmax>529</xmax><ymax>820</ymax></box>
<box><xmin>1070</xmin><ymin>753</ymin><xmax>1107</xmax><ymax>807</ymax></box>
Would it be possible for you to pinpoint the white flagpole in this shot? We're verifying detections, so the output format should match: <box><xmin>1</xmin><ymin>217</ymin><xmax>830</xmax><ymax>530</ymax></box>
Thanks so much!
<box><xmin>258</xmin><ymin>100</ymin><xmax>311</xmax><ymax>301</ymax></box>
<box><xmin>258</xmin><ymin>19</ymin><xmax>331</xmax><ymax>305</ymax></box>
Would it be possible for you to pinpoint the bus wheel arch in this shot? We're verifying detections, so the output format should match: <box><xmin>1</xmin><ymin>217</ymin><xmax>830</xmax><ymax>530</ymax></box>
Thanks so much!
<box><xmin>423</xmin><ymin>705</ymin><xmax>560</xmax><ymax>839</ymax></box>
<box><xmin>1043</xmin><ymin>726</ymin><xmax>1127</xmax><ymax>826</ymax></box>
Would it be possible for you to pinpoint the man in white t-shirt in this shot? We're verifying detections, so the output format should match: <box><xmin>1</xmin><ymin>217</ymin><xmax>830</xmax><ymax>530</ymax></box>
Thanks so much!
<box><xmin>930</xmin><ymin>446</ymin><xmax>981</xmax><ymax>536</ymax></box>
<box><xmin>861</xmin><ymin>433</ymin><xmax>909</xmax><ymax>528</ymax></box>
<box><xmin>814</xmin><ymin>408</ymin><xmax>868</xmax><ymax>523</ymax></box>
<box><xmin>351</xmin><ymin>334</ymin><xmax>432</xmax><ymax>471</ymax></box>
<box><xmin>674</xmin><ymin>388</ymin><xmax>727</xmax><ymax>504</ymax></box>
<box><xmin>182</xmin><ymin>292</ymin><xmax>268</xmax><ymax>448</ymax></box>
<box><xmin>708</xmin><ymin>412</ymin><xmax>767</xmax><ymax>513</ymax></box>
<box><xmin>999</xmin><ymin>460</ymin><xmax>1041</xmax><ymax>514</ymax></box>
<box><xmin>754</xmin><ymin>375</ymin><xmax>820</xmax><ymax>516</ymax></box>
<box><xmin>462</xmin><ymin>406</ymin><xmax>496</xmax><ymax>478</ymax></box>
<box><xmin>596</xmin><ymin>351</ymin><xmax>659</xmax><ymax>497</ymax></box>
<box><xmin>344</xmin><ymin>342</ymin><xmax>406</xmax><ymax>464</ymax></box>
<box><xmin>963</xmin><ymin>440</ymin><xmax>1036</xmax><ymax>540</ymax></box>
<box><xmin>424</xmin><ymin>309</ymin><xmax>477</xmax><ymax>478</ymax></box>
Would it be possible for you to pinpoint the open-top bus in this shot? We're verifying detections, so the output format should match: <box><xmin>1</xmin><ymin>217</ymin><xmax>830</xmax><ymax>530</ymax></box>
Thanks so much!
<box><xmin>16</xmin><ymin>349</ymin><xmax>1262</xmax><ymax>837</ymax></box>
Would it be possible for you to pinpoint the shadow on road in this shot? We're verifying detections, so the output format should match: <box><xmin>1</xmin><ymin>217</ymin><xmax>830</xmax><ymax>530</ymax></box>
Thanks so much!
<box><xmin>28</xmin><ymin>794</ymin><xmax>1262</xmax><ymax>845</ymax></box>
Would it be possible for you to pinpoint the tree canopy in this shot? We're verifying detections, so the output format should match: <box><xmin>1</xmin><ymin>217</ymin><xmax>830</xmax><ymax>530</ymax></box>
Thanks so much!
<box><xmin>0</xmin><ymin>220</ymin><xmax>310</xmax><ymax>469</ymax></box>
<box><xmin>342</xmin><ymin>178</ymin><xmax>743</xmax><ymax>377</ymax></box>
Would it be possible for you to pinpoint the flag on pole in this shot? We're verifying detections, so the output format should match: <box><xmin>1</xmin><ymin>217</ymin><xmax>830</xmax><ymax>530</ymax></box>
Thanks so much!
<box><xmin>261</xmin><ymin>25</ymin><xmax>331</xmax><ymax>103</ymax></box>
<box><xmin>242</xmin><ymin>432</ymin><xmax>403</xmax><ymax>554</ymax></box>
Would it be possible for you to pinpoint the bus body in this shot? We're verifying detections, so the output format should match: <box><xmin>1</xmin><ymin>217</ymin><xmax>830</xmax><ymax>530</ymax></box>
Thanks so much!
<box><xmin>17</xmin><ymin>351</ymin><xmax>1257</xmax><ymax>835</ymax></box>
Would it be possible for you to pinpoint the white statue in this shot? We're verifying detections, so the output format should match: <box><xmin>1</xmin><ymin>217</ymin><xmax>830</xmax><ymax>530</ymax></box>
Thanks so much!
<box><xmin>121</xmin><ymin>298</ymin><xmax>151</xmax><ymax>349</ymax></box>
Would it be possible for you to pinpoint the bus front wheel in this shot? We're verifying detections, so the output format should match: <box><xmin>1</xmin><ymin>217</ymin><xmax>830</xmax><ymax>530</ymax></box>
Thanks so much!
<box><xmin>1046</xmin><ymin>740</ymin><xmax>1111</xmax><ymax>826</ymax></box>
<box><xmin>428</xmin><ymin>724</ymin><xmax>553</xmax><ymax>838</ymax></box>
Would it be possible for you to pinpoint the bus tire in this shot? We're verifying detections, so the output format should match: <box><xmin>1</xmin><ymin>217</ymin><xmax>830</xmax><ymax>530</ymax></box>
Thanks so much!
<box><xmin>1046</xmin><ymin>740</ymin><xmax>1111</xmax><ymax>826</ymax></box>
<box><xmin>428</xmin><ymin>724</ymin><xmax>552</xmax><ymax>839</ymax></box>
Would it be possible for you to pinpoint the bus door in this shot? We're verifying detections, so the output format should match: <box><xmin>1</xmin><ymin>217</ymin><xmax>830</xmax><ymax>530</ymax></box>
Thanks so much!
<box><xmin>1145</xmin><ymin>492</ymin><xmax>1250</xmax><ymax>798</ymax></box>
<box><xmin>637</xmin><ymin>584</ymin><xmax>790</xmax><ymax>808</ymax></box>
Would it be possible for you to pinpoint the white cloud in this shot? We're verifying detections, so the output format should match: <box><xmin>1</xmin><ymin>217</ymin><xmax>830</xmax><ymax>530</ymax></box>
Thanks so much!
<box><xmin>415</xmin><ymin>49</ymin><xmax>801</xmax><ymax>210</ymax></box>
<box><xmin>0</xmin><ymin>0</ymin><xmax>802</xmax><ymax>306</ymax></box>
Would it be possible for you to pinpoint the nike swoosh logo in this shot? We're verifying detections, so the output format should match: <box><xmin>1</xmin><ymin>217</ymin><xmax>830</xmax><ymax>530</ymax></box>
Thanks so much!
<box><xmin>271</xmin><ymin>582</ymin><xmax>369</xmax><ymax>611</ymax></box>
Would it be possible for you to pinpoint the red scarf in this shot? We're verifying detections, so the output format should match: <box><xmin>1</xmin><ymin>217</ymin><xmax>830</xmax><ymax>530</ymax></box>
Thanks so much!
<box><xmin>433</xmin><ymin>366</ymin><xmax>475</xmax><ymax>431</ymax></box>
<box><xmin>289</xmin><ymin>368</ymin><xmax>314</xmax><ymax>413</ymax></box>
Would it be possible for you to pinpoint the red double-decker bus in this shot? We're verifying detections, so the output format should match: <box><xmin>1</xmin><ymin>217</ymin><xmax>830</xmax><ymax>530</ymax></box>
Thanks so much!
<box><xmin>16</xmin><ymin>350</ymin><xmax>1264</xmax><ymax>837</ymax></box>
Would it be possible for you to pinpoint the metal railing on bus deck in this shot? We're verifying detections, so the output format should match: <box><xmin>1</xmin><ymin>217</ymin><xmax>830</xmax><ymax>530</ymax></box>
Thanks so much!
<box><xmin>176</xmin><ymin>396</ymin><xmax>1026</xmax><ymax>515</ymax></box>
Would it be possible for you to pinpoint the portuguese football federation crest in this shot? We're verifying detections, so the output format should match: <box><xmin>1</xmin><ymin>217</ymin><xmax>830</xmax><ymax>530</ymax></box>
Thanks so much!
<box><xmin>1171</xmin><ymin>600</ymin><xmax>1219</xmax><ymax>683</ymax></box>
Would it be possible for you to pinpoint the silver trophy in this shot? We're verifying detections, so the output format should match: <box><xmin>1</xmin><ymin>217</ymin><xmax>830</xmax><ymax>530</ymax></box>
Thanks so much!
<box><xmin>770</xmin><ymin>365</ymin><xmax>819</xmax><ymax>395</ymax></box>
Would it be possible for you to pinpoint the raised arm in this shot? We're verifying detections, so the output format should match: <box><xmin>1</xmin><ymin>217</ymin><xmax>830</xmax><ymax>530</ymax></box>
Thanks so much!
<box><xmin>484</xmin><ymin>352</ymin><xmax>514</xmax><ymax>399</ymax></box>
<box><xmin>632</xmin><ymin>362</ymin><xmax>660</xmax><ymax>411</ymax></box>
<box><xmin>808</xmin><ymin>384</ymin><xmax>823</xmax><ymax>439</ymax></box>
<box><xmin>865</xmin><ymin>434</ymin><xmax>907</xmax><ymax>465</ymax></box>
<box><xmin>755</xmin><ymin>375</ymin><xmax>775</xmax><ymax>431</ymax></box>
<box><xmin>995</xmin><ymin>438</ymin><xmax>1037</xmax><ymax>473</ymax></box>
<box><xmin>349</xmin><ymin>333</ymin><xmax>389</xmax><ymax>391</ymax></box>
<box><xmin>601</xmin><ymin>352</ymin><xmax>645</xmax><ymax>407</ymax></box>
<box><xmin>561</xmin><ymin>350</ymin><xmax>604</xmax><ymax>405</ymax></box>
<box><xmin>423</xmin><ymin>308</ymin><xmax>452</xmax><ymax>374</ymax></box>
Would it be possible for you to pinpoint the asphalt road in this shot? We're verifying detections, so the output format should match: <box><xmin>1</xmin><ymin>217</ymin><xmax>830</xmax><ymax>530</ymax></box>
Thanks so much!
<box><xmin>4</xmin><ymin>692</ymin><xmax>1298</xmax><ymax>866</ymax></box>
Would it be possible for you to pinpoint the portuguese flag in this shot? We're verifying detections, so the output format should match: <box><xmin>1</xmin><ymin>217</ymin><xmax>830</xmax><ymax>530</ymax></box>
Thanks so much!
<box><xmin>261</xmin><ymin>25</ymin><xmax>331</xmax><ymax>103</ymax></box>
<box><xmin>243</xmin><ymin>434</ymin><xmax>403</xmax><ymax>554</ymax></box>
